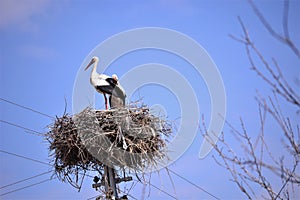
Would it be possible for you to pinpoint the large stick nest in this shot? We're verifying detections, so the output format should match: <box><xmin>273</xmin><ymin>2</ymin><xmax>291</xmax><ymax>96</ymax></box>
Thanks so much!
<box><xmin>46</xmin><ymin>104</ymin><xmax>172</xmax><ymax>188</ymax></box>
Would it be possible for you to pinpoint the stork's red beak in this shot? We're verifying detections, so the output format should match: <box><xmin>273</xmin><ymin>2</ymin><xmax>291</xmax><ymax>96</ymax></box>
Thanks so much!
<box><xmin>84</xmin><ymin>60</ymin><xmax>94</xmax><ymax>71</ymax></box>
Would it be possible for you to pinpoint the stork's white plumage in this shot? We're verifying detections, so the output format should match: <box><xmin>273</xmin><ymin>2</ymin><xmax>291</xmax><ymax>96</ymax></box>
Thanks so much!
<box><xmin>84</xmin><ymin>56</ymin><xmax>126</xmax><ymax>109</ymax></box>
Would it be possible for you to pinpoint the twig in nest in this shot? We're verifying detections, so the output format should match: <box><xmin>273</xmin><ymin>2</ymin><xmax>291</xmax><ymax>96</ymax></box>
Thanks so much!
<box><xmin>46</xmin><ymin>104</ymin><xmax>172</xmax><ymax>190</ymax></box>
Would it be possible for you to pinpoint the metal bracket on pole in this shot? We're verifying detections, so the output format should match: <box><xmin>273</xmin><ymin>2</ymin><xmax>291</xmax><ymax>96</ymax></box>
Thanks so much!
<box><xmin>92</xmin><ymin>166</ymin><xmax>133</xmax><ymax>199</ymax></box>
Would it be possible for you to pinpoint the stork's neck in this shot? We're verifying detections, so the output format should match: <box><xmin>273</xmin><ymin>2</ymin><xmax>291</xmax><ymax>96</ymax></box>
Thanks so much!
<box><xmin>91</xmin><ymin>59</ymin><xmax>99</xmax><ymax>78</ymax></box>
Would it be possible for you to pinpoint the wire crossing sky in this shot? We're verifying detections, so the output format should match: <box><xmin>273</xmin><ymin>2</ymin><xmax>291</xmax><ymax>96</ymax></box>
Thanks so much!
<box><xmin>0</xmin><ymin>99</ymin><xmax>220</xmax><ymax>198</ymax></box>
<box><xmin>1</xmin><ymin>0</ymin><xmax>299</xmax><ymax>199</ymax></box>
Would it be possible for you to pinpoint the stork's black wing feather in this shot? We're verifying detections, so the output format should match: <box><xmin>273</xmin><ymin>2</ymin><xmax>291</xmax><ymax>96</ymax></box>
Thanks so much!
<box><xmin>104</xmin><ymin>78</ymin><xmax>125</xmax><ymax>100</ymax></box>
<box><xmin>95</xmin><ymin>85</ymin><xmax>114</xmax><ymax>95</ymax></box>
<box><xmin>96</xmin><ymin>84</ymin><xmax>125</xmax><ymax>100</ymax></box>
<box><xmin>105</xmin><ymin>78</ymin><xmax>118</xmax><ymax>86</ymax></box>
<box><xmin>97</xmin><ymin>78</ymin><xmax>126</xmax><ymax>108</ymax></box>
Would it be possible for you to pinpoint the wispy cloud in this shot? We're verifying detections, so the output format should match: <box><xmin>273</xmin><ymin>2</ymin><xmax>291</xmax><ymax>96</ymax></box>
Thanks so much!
<box><xmin>0</xmin><ymin>0</ymin><xmax>50</xmax><ymax>29</ymax></box>
<box><xmin>19</xmin><ymin>44</ymin><xmax>56</xmax><ymax>60</ymax></box>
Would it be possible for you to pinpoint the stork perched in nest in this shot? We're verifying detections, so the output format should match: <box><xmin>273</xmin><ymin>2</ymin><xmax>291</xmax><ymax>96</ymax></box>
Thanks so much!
<box><xmin>84</xmin><ymin>56</ymin><xmax>126</xmax><ymax>109</ymax></box>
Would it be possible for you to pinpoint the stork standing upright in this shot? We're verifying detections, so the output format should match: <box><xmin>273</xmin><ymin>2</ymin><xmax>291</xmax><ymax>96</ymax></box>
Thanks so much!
<box><xmin>84</xmin><ymin>56</ymin><xmax>126</xmax><ymax>109</ymax></box>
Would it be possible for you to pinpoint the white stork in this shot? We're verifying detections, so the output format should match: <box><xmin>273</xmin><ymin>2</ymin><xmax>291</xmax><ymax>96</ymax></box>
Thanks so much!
<box><xmin>84</xmin><ymin>56</ymin><xmax>126</xmax><ymax>109</ymax></box>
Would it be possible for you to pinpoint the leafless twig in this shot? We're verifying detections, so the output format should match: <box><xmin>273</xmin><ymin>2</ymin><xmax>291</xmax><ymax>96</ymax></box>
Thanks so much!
<box><xmin>206</xmin><ymin>1</ymin><xmax>300</xmax><ymax>199</ymax></box>
<box><xmin>248</xmin><ymin>0</ymin><xmax>300</xmax><ymax>58</ymax></box>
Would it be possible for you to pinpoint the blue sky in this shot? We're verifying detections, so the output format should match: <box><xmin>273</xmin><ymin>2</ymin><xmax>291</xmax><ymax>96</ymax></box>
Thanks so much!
<box><xmin>1</xmin><ymin>0</ymin><xmax>299</xmax><ymax>199</ymax></box>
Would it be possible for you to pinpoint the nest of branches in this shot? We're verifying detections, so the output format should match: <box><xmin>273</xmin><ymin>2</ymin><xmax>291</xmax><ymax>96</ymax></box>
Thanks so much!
<box><xmin>46</xmin><ymin>104</ymin><xmax>171</xmax><ymax>188</ymax></box>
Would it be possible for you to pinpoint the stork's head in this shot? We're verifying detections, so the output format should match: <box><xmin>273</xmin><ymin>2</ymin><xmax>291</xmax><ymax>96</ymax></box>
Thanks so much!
<box><xmin>84</xmin><ymin>56</ymin><xmax>99</xmax><ymax>71</ymax></box>
<box><xmin>112</xmin><ymin>74</ymin><xmax>118</xmax><ymax>82</ymax></box>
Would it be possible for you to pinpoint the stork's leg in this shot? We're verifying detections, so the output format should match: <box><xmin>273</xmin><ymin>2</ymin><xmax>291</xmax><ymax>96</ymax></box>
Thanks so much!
<box><xmin>103</xmin><ymin>94</ymin><xmax>108</xmax><ymax>110</ymax></box>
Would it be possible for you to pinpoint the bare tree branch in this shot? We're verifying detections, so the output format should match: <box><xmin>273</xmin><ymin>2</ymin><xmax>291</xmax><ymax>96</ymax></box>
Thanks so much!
<box><xmin>236</xmin><ymin>16</ymin><xmax>300</xmax><ymax>107</ymax></box>
<box><xmin>204</xmin><ymin>1</ymin><xmax>300</xmax><ymax>198</ymax></box>
<box><xmin>248</xmin><ymin>0</ymin><xmax>300</xmax><ymax>58</ymax></box>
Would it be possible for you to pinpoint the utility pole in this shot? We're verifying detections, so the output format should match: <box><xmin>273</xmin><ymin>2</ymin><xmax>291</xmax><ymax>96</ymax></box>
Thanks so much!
<box><xmin>106</xmin><ymin>166</ymin><xmax>118</xmax><ymax>199</ymax></box>
<box><xmin>93</xmin><ymin>165</ymin><xmax>132</xmax><ymax>199</ymax></box>
<box><xmin>92</xmin><ymin>107</ymin><xmax>132</xmax><ymax>199</ymax></box>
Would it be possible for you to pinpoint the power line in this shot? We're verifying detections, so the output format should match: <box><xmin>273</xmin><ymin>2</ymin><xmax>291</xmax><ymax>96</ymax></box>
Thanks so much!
<box><xmin>0</xmin><ymin>150</ymin><xmax>51</xmax><ymax>166</ymax></box>
<box><xmin>134</xmin><ymin>178</ymin><xmax>177</xmax><ymax>200</ymax></box>
<box><xmin>1</xmin><ymin>148</ymin><xmax>219</xmax><ymax>199</ymax></box>
<box><xmin>117</xmin><ymin>182</ymin><xmax>139</xmax><ymax>200</ymax></box>
<box><xmin>122</xmin><ymin>191</ymin><xmax>138</xmax><ymax>200</ymax></box>
<box><xmin>168</xmin><ymin>168</ymin><xmax>220</xmax><ymax>200</ymax></box>
<box><xmin>0</xmin><ymin>97</ymin><xmax>54</xmax><ymax>119</ymax></box>
<box><xmin>148</xmin><ymin>181</ymin><xmax>177</xmax><ymax>199</ymax></box>
<box><xmin>0</xmin><ymin>98</ymin><xmax>219</xmax><ymax>199</ymax></box>
<box><xmin>0</xmin><ymin>149</ymin><xmax>177</xmax><ymax>200</ymax></box>
<box><xmin>0</xmin><ymin>149</ymin><xmax>89</xmax><ymax>178</ymax></box>
<box><xmin>0</xmin><ymin>170</ymin><xmax>53</xmax><ymax>189</ymax></box>
<box><xmin>0</xmin><ymin>119</ymin><xmax>44</xmax><ymax>136</ymax></box>
<box><xmin>0</xmin><ymin>178</ymin><xmax>54</xmax><ymax>197</ymax></box>
<box><xmin>0</xmin><ymin>150</ymin><xmax>56</xmax><ymax>197</ymax></box>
